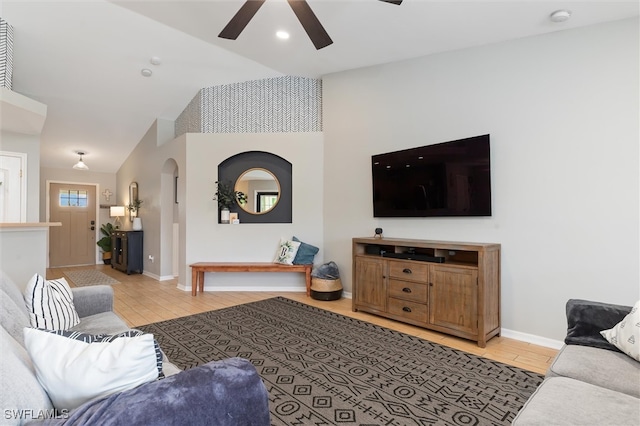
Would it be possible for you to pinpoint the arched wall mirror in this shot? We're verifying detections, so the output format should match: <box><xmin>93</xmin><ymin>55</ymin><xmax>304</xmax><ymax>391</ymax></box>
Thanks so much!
<box><xmin>129</xmin><ymin>182</ymin><xmax>138</xmax><ymax>222</ymax></box>
<box><xmin>218</xmin><ymin>151</ymin><xmax>292</xmax><ymax>224</ymax></box>
<box><xmin>235</xmin><ymin>168</ymin><xmax>280</xmax><ymax>214</ymax></box>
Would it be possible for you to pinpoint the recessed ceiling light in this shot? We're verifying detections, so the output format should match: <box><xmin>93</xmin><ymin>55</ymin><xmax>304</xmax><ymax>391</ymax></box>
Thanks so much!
<box><xmin>276</xmin><ymin>30</ymin><xmax>290</xmax><ymax>40</ymax></box>
<box><xmin>550</xmin><ymin>9</ymin><xmax>572</xmax><ymax>23</ymax></box>
<box><xmin>150</xmin><ymin>56</ymin><xmax>161</xmax><ymax>66</ymax></box>
<box><xmin>141</xmin><ymin>68</ymin><xmax>152</xmax><ymax>77</ymax></box>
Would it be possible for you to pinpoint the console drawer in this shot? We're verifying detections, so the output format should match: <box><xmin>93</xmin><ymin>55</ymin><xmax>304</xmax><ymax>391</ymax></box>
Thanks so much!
<box><xmin>388</xmin><ymin>279</ymin><xmax>427</xmax><ymax>303</ymax></box>
<box><xmin>388</xmin><ymin>261</ymin><xmax>429</xmax><ymax>282</ymax></box>
<box><xmin>387</xmin><ymin>298</ymin><xmax>427</xmax><ymax>323</ymax></box>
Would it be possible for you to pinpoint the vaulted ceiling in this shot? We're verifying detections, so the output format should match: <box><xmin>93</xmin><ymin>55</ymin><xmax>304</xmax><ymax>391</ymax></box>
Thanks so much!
<box><xmin>3</xmin><ymin>1</ymin><xmax>638</xmax><ymax>172</ymax></box>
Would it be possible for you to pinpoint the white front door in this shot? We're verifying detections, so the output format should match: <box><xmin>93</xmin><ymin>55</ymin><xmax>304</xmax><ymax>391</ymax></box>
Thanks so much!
<box><xmin>49</xmin><ymin>183</ymin><xmax>97</xmax><ymax>267</ymax></box>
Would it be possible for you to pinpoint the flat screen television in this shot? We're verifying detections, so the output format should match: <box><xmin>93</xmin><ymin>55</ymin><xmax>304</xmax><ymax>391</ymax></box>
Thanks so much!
<box><xmin>372</xmin><ymin>134</ymin><xmax>491</xmax><ymax>217</ymax></box>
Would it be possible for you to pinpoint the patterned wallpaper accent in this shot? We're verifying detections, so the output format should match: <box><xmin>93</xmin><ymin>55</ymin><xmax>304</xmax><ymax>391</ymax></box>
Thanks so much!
<box><xmin>175</xmin><ymin>92</ymin><xmax>202</xmax><ymax>137</ymax></box>
<box><xmin>0</xmin><ymin>18</ymin><xmax>14</xmax><ymax>89</ymax></box>
<box><xmin>175</xmin><ymin>76</ymin><xmax>322</xmax><ymax>137</ymax></box>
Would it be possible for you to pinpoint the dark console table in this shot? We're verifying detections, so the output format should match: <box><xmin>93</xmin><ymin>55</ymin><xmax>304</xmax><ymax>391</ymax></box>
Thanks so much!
<box><xmin>112</xmin><ymin>230</ymin><xmax>143</xmax><ymax>274</ymax></box>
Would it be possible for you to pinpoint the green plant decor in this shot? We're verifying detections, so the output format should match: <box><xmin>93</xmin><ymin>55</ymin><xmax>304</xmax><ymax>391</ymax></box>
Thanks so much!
<box><xmin>96</xmin><ymin>222</ymin><xmax>114</xmax><ymax>253</ymax></box>
<box><xmin>213</xmin><ymin>180</ymin><xmax>248</xmax><ymax>210</ymax></box>
<box><xmin>128</xmin><ymin>198</ymin><xmax>143</xmax><ymax>215</ymax></box>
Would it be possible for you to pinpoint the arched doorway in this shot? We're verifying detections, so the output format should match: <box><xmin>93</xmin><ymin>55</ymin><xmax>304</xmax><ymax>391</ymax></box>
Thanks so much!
<box><xmin>160</xmin><ymin>159</ymin><xmax>179</xmax><ymax>278</ymax></box>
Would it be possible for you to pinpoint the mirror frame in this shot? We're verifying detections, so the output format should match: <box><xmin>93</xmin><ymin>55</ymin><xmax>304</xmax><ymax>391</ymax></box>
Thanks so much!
<box><xmin>235</xmin><ymin>168</ymin><xmax>281</xmax><ymax>215</ymax></box>
<box><xmin>218</xmin><ymin>151</ymin><xmax>292</xmax><ymax>224</ymax></box>
<box><xmin>129</xmin><ymin>182</ymin><xmax>138</xmax><ymax>222</ymax></box>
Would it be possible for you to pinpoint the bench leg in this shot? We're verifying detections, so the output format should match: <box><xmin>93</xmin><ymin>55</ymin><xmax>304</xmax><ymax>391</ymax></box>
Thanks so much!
<box><xmin>191</xmin><ymin>268</ymin><xmax>198</xmax><ymax>296</ymax></box>
<box><xmin>305</xmin><ymin>266</ymin><xmax>311</xmax><ymax>297</ymax></box>
<box><xmin>198</xmin><ymin>271</ymin><xmax>205</xmax><ymax>294</ymax></box>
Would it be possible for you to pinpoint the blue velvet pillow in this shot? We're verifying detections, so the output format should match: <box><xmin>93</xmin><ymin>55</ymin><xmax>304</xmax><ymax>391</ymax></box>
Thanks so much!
<box><xmin>292</xmin><ymin>236</ymin><xmax>319</xmax><ymax>265</ymax></box>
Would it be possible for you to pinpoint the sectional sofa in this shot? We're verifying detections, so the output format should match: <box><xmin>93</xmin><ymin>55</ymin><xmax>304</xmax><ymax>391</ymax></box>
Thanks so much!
<box><xmin>513</xmin><ymin>299</ymin><xmax>640</xmax><ymax>425</ymax></box>
<box><xmin>0</xmin><ymin>270</ymin><xmax>270</xmax><ymax>425</ymax></box>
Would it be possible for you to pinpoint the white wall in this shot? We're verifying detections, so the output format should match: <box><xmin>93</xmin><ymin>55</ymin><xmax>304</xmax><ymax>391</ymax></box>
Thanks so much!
<box><xmin>117</xmin><ymin>119</ymin><xmax>185</xmax><ymax>280</ymax></box>
<box><xmin>322</xmin><ymin>19</ymin><xmax>639</xmax><ymax>343</ymax></box>
<box><xmin>184</xmin><ymin>132</ymin><xmax>324</xmax><ymax>292</ymax></box>
<box><xmin>1</xmin><ymin>131</ymin><xmax>40</xmax><ymax>221</ymax></box>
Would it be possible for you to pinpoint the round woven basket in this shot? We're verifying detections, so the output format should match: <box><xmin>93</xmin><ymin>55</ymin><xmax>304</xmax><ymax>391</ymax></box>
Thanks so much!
<box><xmin>310</xmin><ymin>278</ymin><xmax>343</xmax><ymax>301</ymax></box>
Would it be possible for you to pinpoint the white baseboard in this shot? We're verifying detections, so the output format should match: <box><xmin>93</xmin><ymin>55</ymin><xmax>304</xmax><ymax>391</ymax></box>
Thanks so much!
<box><xmin>142</xmin><ymin>271</ymin><xmax>175</xmax><ymax>281</ymax></box>
<box><xmin>500</xmin><ymin>328</ymin><xmax>564</xmax><ymax>350</ymax></box>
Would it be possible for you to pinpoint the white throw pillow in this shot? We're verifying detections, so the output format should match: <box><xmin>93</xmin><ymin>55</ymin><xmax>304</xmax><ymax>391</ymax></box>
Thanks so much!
<box><xmin>23</xmin><ymin>274</ymin><xmax>80</xmax><ymax>330</ymax></box>
<box><xmin>23</xmin><ymin>327</ymin><xmax>160</xmax><ymax>410</ymax></box>
<box><xmin>273</xmin><ymin>238</ymin><xmax>301</xmax><ymax>265</ymax></box>
<box><xmin>600</xmin><ymin>300</ymin><xmax>640</xmax><ymax>362</ymax></box>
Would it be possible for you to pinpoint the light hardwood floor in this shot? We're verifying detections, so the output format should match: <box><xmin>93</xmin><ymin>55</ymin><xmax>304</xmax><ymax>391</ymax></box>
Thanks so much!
<box><xmin>48</xmin><ymin>264</ymin><xmax>557</xmax><ymax>375</ymax></box>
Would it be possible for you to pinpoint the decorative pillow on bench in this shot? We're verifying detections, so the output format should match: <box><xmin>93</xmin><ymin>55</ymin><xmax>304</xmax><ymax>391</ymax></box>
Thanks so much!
<box><xmin>292</xmin><ymin>236</ymin><xmax>319</xmax><ymax>265</ymax></box>
<box><xmin>23</xmin><ymin>328</ymin><xmax>162</xmax><ymax>410</ymax></box>
<box><xmin>273</xmin><ymin>238</ymin><xmax>301</xmax><ymax>265</ymax></box>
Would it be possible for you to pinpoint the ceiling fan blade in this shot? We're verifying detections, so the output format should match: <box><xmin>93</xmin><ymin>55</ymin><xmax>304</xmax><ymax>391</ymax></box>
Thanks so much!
<box><xmin>287</xmin><ymin>0</ymin><xmax>333</xmax><ymax>50</ymax></box>
<box><xmin>379</xmin><ymin>0</ymin><xmax>402</xmax><ymax>4</ymax></box>
<box><xmin>219</xmin><ymin>0</ymin><xmax>266</xmax><ymax>40</ymax></box>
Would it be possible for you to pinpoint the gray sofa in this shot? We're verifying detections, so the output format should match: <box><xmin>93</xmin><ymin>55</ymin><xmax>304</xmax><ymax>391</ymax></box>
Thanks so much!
<box><xmin>0</xmin><ymin>270</ymin><xmax>270</xmax><ymax>425</ymax></box>
<box><xmin>513</xmin><ymin>299</ymin><xmax>640</xmax><ymax>425</ymax></box>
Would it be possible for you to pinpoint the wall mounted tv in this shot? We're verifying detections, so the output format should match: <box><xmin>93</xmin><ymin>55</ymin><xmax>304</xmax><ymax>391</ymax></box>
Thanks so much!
<box><xmin>372</xmin><ymin>134</ymin><xmax>492</xmax><ymax>218</ymax></box>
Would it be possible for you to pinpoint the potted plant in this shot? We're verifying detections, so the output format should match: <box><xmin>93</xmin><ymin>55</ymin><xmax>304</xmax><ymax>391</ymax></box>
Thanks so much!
<box><xmin>127</xmin><ymin>198</ymin><xmax>143</xmax><ymax>216</ymax></box>
<box><xmin>128</xmin><ymin>198</ymin><xmax>143</xmax><ymax>230</ymax></box>
<box><xmin>96</xmin><ymin>222</ymin><xmax>114</xmax><ymax>265</ymax></box>
<box><xmin>213</xmin><ymin>180</ymin><xmax>248</xmax><ymax>223</ymax></box>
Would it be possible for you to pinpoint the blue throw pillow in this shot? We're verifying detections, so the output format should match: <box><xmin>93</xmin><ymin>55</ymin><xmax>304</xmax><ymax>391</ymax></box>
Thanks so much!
<box><xmin>292</xmin><ymin>236</ymin><xmax>319</xmax><ymax>265</ymax></box>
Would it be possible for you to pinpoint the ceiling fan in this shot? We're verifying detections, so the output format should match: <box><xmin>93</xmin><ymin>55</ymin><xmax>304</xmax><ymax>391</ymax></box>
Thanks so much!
<box><xmin>219</xmin><ymin>0</ymin><xmax>403</xmax><ymax>50</ymax></box>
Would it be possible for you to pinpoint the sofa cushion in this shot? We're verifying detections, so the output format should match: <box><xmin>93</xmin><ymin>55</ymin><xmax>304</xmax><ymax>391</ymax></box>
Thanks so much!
<box><xmin>69</xmin><ymin>311</ymin><xmax>130</xmax><ymax>335</ymax></box>
<box><xmin>1</xmin><ymin>292</ymin><xmax>32</xmax><ymax>346</ymax></box>
<box><xmin>0</xmin><ymin>327</ymin><xmax>54</xmax><ymax>426</ymax></box>
<box><xmin>40</xmin><ymin>358</ymin><xmax>270</xmax><ymax>426</ymax></box>
<box><xmin>513</xmin><ymin>377</ymin><xmax>640</xmax><ymax>425</ymax></box>
<box><xmin>0</xmin><ymin>270</ymin><xmax>30</xmax><ymax>318</ymax></box>
<box><xmin>601</xmin><ymin>300</ymin><xmax>640</xmax><ymax>362</ymax></box>
<box><xmin>24</xmin><ymin>274</ymin><xmax>80</xmax><ymax>330</ymax></box>
<box><xmin>70</xmin><ymin>285</ymin><xmax>115</xmax><ymax>318</ymax></box>
<box><xmin>547</xmin><ymin>344</ymin><xmax>640</xmax><ymax>398</ymax></box>
<box><xmin>24</xmin><ymin>327</ymin><xmax>161</xmax><ymax>411</ymax></box>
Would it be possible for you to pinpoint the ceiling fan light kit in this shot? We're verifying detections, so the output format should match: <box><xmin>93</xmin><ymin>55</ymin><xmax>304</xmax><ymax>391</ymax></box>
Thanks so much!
<box><xmin>219</xmin><ymin>0</ymin><xmax>401</xmax><ymax>50</ymax></box>
<box><xmin>73</xmin><ymin>151</ymin><xmax>89</xmax><ymax>171</ymax></box>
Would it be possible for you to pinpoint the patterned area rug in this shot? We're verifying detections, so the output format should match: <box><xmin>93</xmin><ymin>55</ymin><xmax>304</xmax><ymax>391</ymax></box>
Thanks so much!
<box><xmin>63</xmin><ymin>270</ymin><xmax>120</xmax><ymax>287</ymax></box>
<box><xmin>138</xmin><ymin>297</ymin><xmax>543</xmax><ymax>426</ymax></box>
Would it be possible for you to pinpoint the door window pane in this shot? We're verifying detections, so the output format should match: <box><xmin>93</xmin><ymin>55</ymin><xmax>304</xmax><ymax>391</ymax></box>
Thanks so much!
<box><xmin>59</xmin><ymin>189</ymin><xmax>88</xmax><ymax>207</ymax></box>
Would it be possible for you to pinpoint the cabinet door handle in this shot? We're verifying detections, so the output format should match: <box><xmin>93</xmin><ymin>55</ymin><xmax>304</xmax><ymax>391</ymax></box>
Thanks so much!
<box><xmin>429</xmin><ymin>283</ymin><xmax>433</xmax><ymax>287</ymax></box>
<box><xmin>402</xmin><ymin>268</ymin><xmax>412</xmax><ymax>274</ymax></box>
<box><xmin>402</xmin><ymin>287</ymin><xmax>412</xmax><ymax>293</ymax></box>
<box><xmin>402</xmin><ymin>306</ymin><xmax>412</xmax><ymax>313</ymax></box>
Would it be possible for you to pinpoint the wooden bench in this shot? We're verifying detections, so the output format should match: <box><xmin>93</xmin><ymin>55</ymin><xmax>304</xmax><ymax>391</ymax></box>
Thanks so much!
<box><xmin>189</xmin><ymin>262</ymin><xmax>313</xmax><ymax>296</ymax></box>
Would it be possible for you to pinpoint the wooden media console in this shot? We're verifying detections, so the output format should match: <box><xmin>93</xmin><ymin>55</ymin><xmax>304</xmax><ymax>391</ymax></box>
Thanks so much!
<box><xmin>352</xmin><ymin>237</ymin><xmax>501</xmax><ymax>347</ymax></box>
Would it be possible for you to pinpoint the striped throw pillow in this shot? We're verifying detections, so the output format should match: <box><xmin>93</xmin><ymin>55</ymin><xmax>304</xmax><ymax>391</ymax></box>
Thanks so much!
<box><xmin>24</xmin><ymin>274</ymin><xmax>80</xmax><ymax>330</ymax></box>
